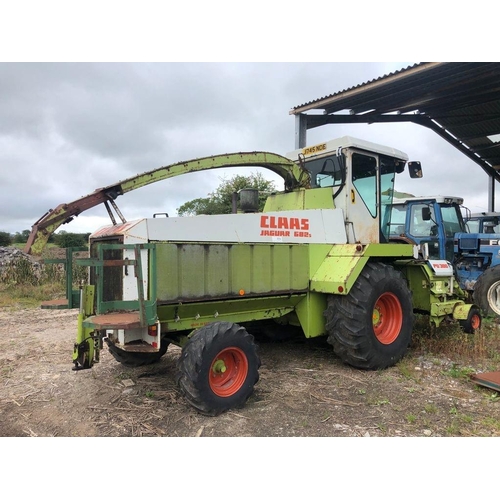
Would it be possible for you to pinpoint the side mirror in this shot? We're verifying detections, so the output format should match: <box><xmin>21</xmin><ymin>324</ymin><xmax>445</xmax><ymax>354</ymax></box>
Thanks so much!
<box><xmin>422</xmin><ymin>206</ymin><xmax>431</xmax><ymax>221</ymax></box>
<box><xmin>408</xmin><ymin>161</ymin><xmax>423</xmax><ymax>179</ymax></box>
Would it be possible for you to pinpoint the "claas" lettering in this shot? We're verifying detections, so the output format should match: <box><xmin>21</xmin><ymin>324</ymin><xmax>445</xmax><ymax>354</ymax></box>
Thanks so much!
<box><xmin>260</xmin><ymin>215</ymin><xmax>309</xmax><ymax>231</ymax></box>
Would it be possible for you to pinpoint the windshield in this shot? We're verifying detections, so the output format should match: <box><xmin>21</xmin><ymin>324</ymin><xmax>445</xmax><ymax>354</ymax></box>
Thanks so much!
<box><xmin>467</xmin><ymin>217</ymin><xmax>500</xmax><ymax>234</ymax></box>
<box><xmin>352</xmin><ymin>153</ymin><xmax>400</xmax><ymax>241</ymax></box>
<box><xmin>308</xmin><ymin>154</ymin><xmax>344</xmax><ymax>188</ymax></box>
<box><xmin>441</xmin><ymin>204</ymin><xmax>466</xmax><ymax>235</ymax></box>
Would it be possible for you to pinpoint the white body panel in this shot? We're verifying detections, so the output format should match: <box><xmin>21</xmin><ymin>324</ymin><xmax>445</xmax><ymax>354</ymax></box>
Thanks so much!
<box><xmin>144</xmin><ymin>209</ymin><xmax>348</xmax><ymax>244</ymax></box>
<box><xmin>428</xmin><ymin>260</ymin><xmax>454</xmax><ymax>277</ymax></box>
<box><xmin>90</xmin><ymin>210</ymin><xmax>348</xmax><ymax>303</ymax></box>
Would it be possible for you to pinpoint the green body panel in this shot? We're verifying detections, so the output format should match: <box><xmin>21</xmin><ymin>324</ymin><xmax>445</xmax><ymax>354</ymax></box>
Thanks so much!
<box><xmin>73</xmin><ymin>285</ymin><xmax>97</xmax><ymax>367</ymax></box>
<box><xmin>294</xmin><ymin>292</ymin><xmax>327</xmax><ymax>338</ymax></box>
<box><xmin>396</xmin><ymin>261</ymin><xmax>473</xmax><ymax>326</ymax></box>
<box><xmin>264</xmin><ymin>187</ymin><xmax>335</xmax><ymax>212</ymax></box>
<box><xmin>309</xmin><ymin>243</ymin><xmax>415</xmax><ymax>295</ymax></box>
<box><xmin>155</xmin><ymin>242</ymin><xmax>309</xmax><ymax>302</ymax></box>
<box><xmin>157</xmin><ymin>294</ymin><xmax>305</xmax><ymax>337</ymax></box>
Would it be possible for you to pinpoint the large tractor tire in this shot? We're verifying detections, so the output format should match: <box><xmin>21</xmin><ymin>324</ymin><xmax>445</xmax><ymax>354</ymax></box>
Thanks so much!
<box><xmin>176</xmin><ymin>322</ymin><xmax>261</xmax><ymax>416</ymax></box>
<box><xmin>325</xmin><ymin>262</ymin><xmax>414</xmax><ymax>370</ymax></box>
<box><xmin>473</xmin><ymin>266</ymin><xmax>500</xmax><ymax>317</ymax></box>
<box><xmin>105</xmin><ymin>338</ymin><xmax>169</xmax><ymax>367</ymax></box>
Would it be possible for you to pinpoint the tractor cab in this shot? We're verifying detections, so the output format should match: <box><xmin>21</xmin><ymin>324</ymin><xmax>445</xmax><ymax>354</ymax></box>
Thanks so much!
<box><xmin>388</xmin><ymin>196</ymin><xmax>466</xmax><ymax>262</ymax></box>
<box><xmin>465</xmin><ymin>212</ymin><xmax>500</xmax><ymax>234</ymax></box>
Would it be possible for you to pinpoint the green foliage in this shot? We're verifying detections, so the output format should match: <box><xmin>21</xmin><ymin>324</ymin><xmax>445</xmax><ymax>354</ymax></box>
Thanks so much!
<box><xmin>9</xmin><ymin>228</ymin><xmax>55</xmax><ymax>246</ymax></box>
<box><xmin>0</xmin><ymin>231</ymin><xmax>11</xmax><ymax>246</ymax></box>
<box><xmin>176</xmin><ymin>172</ymin><xmax>277</xmax><ymax>216</ymax></box>
<box><xmin>54</xmin><ymin>231</ymin><xmax>89</xmax><ymax>248</ymax></box>
<box><xmin>12</xmin><ymin>229</ymin><xmax>31</xmax><ymax>244</ymax></box>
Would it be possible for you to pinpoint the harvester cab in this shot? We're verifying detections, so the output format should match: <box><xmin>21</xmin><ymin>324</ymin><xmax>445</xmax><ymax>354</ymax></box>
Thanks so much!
<box><xmin>279</xmin><ymin>136</ymin><xmax>413</xmax><ymax>245</ymax></box>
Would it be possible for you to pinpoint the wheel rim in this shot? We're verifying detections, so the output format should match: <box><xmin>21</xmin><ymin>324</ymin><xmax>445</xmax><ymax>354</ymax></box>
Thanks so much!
<box><xmin>209</xmin><ymin>347</ymin><xmax>249</xmax><ymax>397</ymax></box>
<box><xmin>372</xmin><ymin>292</ymin><xmax>403</xmax><ymax>344</ymax></box>
<box><xmin>471</xmin><ymin>313</ymin><xmax>481</xmax><ymax>330</ymax></box>
<box><xmin>487</xmin><ymin>280</ymin><xmax>500</xmax><ymax>316</ymax></box>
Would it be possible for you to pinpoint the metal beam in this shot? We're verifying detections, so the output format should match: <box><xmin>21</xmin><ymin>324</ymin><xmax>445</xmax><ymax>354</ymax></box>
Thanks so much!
<box><xmin>296</xmin><ymin>112</ymin><xmax>499</xmax><ymax>211</ymax></box>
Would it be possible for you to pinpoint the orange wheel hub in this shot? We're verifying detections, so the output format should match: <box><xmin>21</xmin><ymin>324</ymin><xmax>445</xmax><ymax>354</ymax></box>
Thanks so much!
<box><xmin>209</xmin><ymin>347</ymin><xmax>248</xmax><ymax>397</ymax></box>
<box><xmin>471</xmin><ymin>314</ymin><xmax>481</xmax><ymax>330</ymax></box>
<box><xmin>372</xmin><ymin>292</ymin><xmax>403</xmax><ymax>345</ymax></box>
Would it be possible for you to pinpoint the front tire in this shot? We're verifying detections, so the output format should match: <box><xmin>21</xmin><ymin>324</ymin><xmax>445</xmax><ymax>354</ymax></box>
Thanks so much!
<box><xmin>459</xmin><ymin>306</ymin><xmax>482</xmax><ymax>334</ymax></box>
<box><xmin>474</xmin><ymin>266</ymin><xmax>500</xmax><ymax>317</ymax></box>
<box><xmin>325</xmin><ymin>262</ymin><xmax>414</xmax><ymax>370</ymax></box>
<box><xmin>177</xmin><ymin>322</ymin><xmax>261</xmax><ymax>416</ymax></box>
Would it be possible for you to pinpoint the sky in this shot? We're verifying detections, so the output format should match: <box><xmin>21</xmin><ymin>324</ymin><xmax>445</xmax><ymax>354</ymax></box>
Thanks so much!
<box><xmin>0</xmin><ymin>2</ymin><xmax>497</xmax><ymax>239</ymax></box>
<box><xmin>0</xmin><ymin>60</ymin><xmax>496</xmax><ymax>237</ymax></box>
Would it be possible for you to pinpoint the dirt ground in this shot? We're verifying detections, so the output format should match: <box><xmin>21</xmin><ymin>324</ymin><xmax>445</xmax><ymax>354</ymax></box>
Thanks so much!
<box><xmin>1</xmin><ymin>305</ymin><xmax>500</xmax><ymax>439</ymax></box>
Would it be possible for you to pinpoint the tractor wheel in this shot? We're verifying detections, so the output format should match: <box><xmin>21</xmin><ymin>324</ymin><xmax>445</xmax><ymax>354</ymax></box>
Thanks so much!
<box><xmin>105</xmin><ymin>338</ymin><xmax>169</xmax><ymax>367</ymax></box>
<box><xmin>473</xmin><ymin>266</ymin><xmax>500</xmax><ymax>317</ymax></box>
<box><xmin>459</xmin><ymin>306</ymin><xmax>482</xmax><ymax>334</ymax></box>
<box><xmin>176</xmin><ymin>322</ymin><xmax>261</xmax><ymax>416</ymax></box>
<box><xmin>324</xmin><ymin>262</ymin><xmax>414</xmax><ymax>370</ymax></box>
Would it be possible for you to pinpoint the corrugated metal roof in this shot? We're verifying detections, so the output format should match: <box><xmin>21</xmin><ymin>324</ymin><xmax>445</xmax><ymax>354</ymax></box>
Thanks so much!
<box><xmin>290</xmin><ymin>62</ymin><xmax>500</xmax><ymax>182</ymax></box>
<box><xmin>291</xmin><ymin>63</ymin><xmax>424</xmax><ymax>111</ymax></box>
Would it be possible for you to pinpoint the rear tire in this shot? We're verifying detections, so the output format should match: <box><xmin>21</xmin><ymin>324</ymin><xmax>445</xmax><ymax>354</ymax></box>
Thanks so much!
<box><xmin>473</xmin><ymin>266</ymin><xmax>500</xmax><ymax>317</ymax></box>
<box><xmin>176</xmin><ymin>322</ymin><xmax>261</xmax><ymax>416</ymax></box>
<box><xmin>105</xmin><ymin>338</ymin><xmax>169</xmax><ymax>367</ymax></box>
<box><xmin>325</xmin><ymin>262</ymin><xmax>414</xmax><ymax>369</ymax></box>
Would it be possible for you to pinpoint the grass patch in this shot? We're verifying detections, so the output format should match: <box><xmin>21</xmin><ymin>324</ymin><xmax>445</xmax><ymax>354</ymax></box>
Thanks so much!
<box><xmin>410</xmin><ymin>314</ymin><xmax>500</xmax><ymax>367</ymax></box>
<box><xmin>406</xmin><ymin>414</ymin><xmax>417</xmax><ymax>423</ymax></box>
<box><xmin>424</xmin><ymin>403</ymin><xmax>438</xmax><ymax>414</ymax></box>
<box><xmin>0</xmin><ymin>282</ymin><xmax>66</xmax><ymax>308</ymax></box>
<box><xmin>443</xmin><ymin>363</ymin><xmax>476</xmax><ymax>380</ymax></box>
<box><xmin>481</xmin><ymin>416</ymin><xmax>500</xmax><ymax>433</ymax></box>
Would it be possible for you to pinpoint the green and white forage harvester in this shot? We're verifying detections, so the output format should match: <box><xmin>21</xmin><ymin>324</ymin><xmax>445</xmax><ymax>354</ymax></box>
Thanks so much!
<box><xmin>27</xmin><ymin>136</ymin><xmax>481</xmax><ymax>415</ymax></box>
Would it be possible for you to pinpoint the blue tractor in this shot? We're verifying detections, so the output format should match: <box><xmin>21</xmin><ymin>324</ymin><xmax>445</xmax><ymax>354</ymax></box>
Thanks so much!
<box><xmin>387</xmin><ymin>197</ymin><xmax>500</xmax><ymax>318</ymax></box>
<box><xmin>457</xmin><ymin>212</ymin><xmax>500</xmax><ymax>317</ymax></box>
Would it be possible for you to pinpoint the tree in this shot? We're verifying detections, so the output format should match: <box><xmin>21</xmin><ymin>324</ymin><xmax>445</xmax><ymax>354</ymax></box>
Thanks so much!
<box><xmin>177</xmin><ymin>172</ymin><xmax>277</xmax><ymax>216</ymax></box>
<box><xmin>54</xmin><ymin>231</ymin><xmax>89</xmax><ymax>248</ymax></box>
<box><xmin>12</xmin><ymin>229</ymin><xmax>31</xmax><ymax>244</ymax></box>
<box><xmin>0</xmin><ymin>231</ymin><xmax>11</xmax><ymax>246</ymax></box>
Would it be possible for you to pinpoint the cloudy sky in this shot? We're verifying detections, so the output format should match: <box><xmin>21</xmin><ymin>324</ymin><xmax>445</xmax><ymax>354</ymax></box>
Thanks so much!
<box><xmin>1</xmin><ymin>3</ymin><xmax>496</xmax><ymax>238</ymax></box>
<box><xmin>0</xmin><ymin>61</ymin><xmax>495</xmax><ymax>237</ymax></box>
